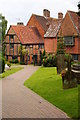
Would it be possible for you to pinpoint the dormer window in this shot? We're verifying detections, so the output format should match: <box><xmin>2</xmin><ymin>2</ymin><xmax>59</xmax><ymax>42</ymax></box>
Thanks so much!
<box><xmin>64</xmin><ymin>36</ymin><xmax>75</xmax><ymax>46</ymax></box>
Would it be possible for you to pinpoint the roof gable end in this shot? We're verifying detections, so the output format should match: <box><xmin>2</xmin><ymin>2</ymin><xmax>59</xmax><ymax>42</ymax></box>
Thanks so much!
<box><xmin>68</xmin><ymin>11</ymin><xmax>79</xmax><ymax>35</ymax></box>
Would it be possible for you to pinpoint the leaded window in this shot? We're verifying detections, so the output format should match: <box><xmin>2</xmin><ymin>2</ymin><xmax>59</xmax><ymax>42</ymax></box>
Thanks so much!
<box><xmin>64</xmin><ymin>36</ymin><xmax>75</xmax><ymax>46</ymax></box>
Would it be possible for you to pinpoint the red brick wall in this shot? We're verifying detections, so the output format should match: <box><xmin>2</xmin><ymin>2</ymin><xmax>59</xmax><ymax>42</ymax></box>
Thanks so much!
<box><xmin>27</xmin><ymin>15</ymin><xmax>45</xmax><ymax>37</ymax></box>
<box><xmin>65</xmin><ymin>37</ymin><xmax>79</xmax><ymax>54</ymax></box>
<box><xmin>44</xmin><ymin>38</ymin><xmax>57</xmax><ymax>54</ymax></box>
<box><xmin>78</xmin><ymin>37</ymin><xmax>80</xmax><ymax>53</ymax></box>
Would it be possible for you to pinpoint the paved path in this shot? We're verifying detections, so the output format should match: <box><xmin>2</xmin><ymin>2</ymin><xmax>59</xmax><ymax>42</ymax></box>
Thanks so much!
<box><xmin>2</xmin><ymin>65</ymin><xmax>69</xmax><ymax>118</ymax></box>
<box><xmin>0</xmin><ymin>79</ymin><xmax>2</xmax><ymax>120</ymax></box>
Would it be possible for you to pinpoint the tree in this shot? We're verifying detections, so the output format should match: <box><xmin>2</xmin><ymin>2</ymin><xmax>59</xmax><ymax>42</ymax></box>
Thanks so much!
<box><xmin>56</xmin><ymin>31</ymin><xmax>66</xmax><ymax>73</ymax></box>
<box><xmin>0</xmin><ymin>14</ymin><xmax>7</xmax><ymax>57</ymax></box>
<box><xmin>0</xmin><ymin>14</ymin><xmax>7</xmax><ymax>41</ymax></box>
<box><xmin>57</xmin><ymin>33</ymin><xmax>65</xmax><ymax>55</ymax></box>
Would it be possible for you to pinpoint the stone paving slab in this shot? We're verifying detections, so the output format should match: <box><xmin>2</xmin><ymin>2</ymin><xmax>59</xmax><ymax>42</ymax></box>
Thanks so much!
<box><xmin>2</xmin><ymin>65</ymin><xmax>69</xmax><ymax>118</ymax></box>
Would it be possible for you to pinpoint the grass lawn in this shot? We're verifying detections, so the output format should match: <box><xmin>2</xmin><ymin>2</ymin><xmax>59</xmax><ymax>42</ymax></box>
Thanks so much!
<box><xmin>24</xmin><ymin>67</ymin><xmax>79</xmax><ymax>119</ymax></box>
<box><xmin>0</xmin><ymin>67</ymin><xmax>23</xmax><ymax>79</ymax></box>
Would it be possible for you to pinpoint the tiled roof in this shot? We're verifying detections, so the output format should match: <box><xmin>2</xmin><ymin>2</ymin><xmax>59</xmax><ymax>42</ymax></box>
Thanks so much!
<box><xmin>33</xmin><ymin>14</ymin><xmax>49</xmax><ymax>32</ymax></box>
<box><xmin>44</xmin><ymin>18</ymin><xmax>63</xmax><ymax>38</ymax></box>
<box><xmin>12</xmin><ymin>25</ymin><xmax>44</xmax><ymax>44</ymax></box>
<box><xmin>68</xmin><ymin>10</ymin><xmax>80</xmax><ymax>35</ymax></box>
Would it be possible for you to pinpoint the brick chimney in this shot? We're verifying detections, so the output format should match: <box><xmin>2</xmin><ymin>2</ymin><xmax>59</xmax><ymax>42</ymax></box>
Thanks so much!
<box><xmin>43</xmin><ymin>9</ymin><xmax>50</xmax><ymax>18</ymax></box>
<box><xmin>17</xmin><ymin>22</ymin><xmax>24</xmax><ymax>25</ymax></box>
<box><xmin>58</xmin><ymin>12</ymin><xmax>63</xmax><ymax>19</ymax></box>
<box><xmin>78</xmin><ymin>1</ymin><xmax>80</xmax><ymax>15</ymax></box>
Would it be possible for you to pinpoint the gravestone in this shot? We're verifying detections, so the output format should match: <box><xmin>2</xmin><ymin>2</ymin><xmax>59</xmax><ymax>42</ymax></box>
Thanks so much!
<box><xmin>57</xmin><ymin>54</ymin><xmax>66</xmax><ymax>74</ymax></box>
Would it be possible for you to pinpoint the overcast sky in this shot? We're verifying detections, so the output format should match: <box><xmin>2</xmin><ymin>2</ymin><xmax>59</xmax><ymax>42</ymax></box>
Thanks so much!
<box><xmin>0</xmin><ymin>0</ymin><xmax>79</xmax><ymax>29</ymax></box>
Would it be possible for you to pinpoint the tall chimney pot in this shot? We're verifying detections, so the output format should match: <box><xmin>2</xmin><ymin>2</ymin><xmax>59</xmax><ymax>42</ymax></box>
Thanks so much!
<box><xmin>78</xmin><ymin>1</ymin><xmax>80</xmax><ymax>12</ymax></box>
<box><xmin>58</xmin><ymin>12</ymin><xmax>63</xmax><ymax>19</ymax></box>
<box><xmin>17</xmin><ymin>22</ymin><xmax>24</xmax><ymax>26</ymax></box>
<box><xmin>43</xmin><ymin>9</ymin><xmax>50</xmax><ymax>18</ymax></box>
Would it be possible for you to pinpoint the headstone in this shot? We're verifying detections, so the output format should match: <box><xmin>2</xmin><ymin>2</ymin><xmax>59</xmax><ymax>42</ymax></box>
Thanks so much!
<box><xmin>57</xmin><ymin>54</ymin><xmax>66</xmax><ymax>74</ymax></box>
<box><xmin>5</xmin><ymin>64</ymin><xmax>10</xmax><ymax>70</ymax></box>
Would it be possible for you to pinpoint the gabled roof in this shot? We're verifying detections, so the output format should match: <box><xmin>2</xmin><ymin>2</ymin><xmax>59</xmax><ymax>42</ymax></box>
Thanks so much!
<box><xmin>44</xmin><ymin>18</ymin><xmax>63</xmax><ymax>38</ymax></box>
<box><xmin>67</xmin><ymin>10</ymin><xmax>80</xmax><ymax>35</ymax></box>
<box><xmin>11</xmin><ymin>25</ymin><xmax>44</xmax><ymax>44</ymax></box>
<box><xmin>30</xmin><ymin>14</ymin><xmax>49</xmax><ymax>32</ymax></box>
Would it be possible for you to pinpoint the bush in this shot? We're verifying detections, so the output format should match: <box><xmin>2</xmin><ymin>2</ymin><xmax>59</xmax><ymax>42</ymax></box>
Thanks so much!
<box><xmin>43</xmin><ymin>54</ymin><xmax>57</xmax><ymax>67</ymax></box>
<box><xmin>41</xmin><ymin>50</ymin><xmax>46</xmax><ymax>64</ymax></box>
<box><xmin>10</xmin><ymin>59</ymin><xmax>19</xmax><ymax>64</ymax></box>
<box><xmin>19</xmin><ymin>61</ymin><xmax>25</xmax><ymax>65</ymax></box>
<box><xmin>0</xmin><ymin>57</ymin><xmax>5</xmax><ymax>73</ymax></box>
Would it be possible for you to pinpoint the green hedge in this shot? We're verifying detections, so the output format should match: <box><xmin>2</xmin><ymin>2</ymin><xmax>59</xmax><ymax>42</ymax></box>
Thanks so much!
<box><xmin>43</xmin><ymin>54</ymin><xmax>57</xmax><ymax>67</ymax></box>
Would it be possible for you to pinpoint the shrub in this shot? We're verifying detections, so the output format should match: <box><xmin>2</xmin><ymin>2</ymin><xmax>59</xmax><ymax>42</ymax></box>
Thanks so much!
<box><xmin>43</xmin><ymin>59</ymin><xmax>47</xmax><ymax>67</ymax></box>
<box><xmin>19</xmin><ymin>61</ymin><xmax>25</xmax><ymax>65</ymax></box>
<box><xmin>41</xmin><ymin>50</ymin><xmax>46</xmax><ymax>63</ymax></box>
<box><xmin>10</xmin><ymin>59</ymin><xmax>19</xmax><ymax>64</ymax></box>
<box><xmin>43</xmin><ymin>54</ymin><xmax>57</xmax><ymax>67</ymax></box>
<box><xmin>64</xmin><ymin>54</ymin><xmax>73</xmax><ymax>62</ymax></box>
<box><xmin>57</xmin><ymin>32</ymin><xmax>65</xmax><ymax>55</ymax></box>
<box><xmin>0</xmin><ymin>57</ymin><xmax>5</xmax><ymax>73</ymax></box>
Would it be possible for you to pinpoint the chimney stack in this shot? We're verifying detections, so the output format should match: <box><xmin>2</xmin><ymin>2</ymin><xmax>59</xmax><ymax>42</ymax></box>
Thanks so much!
<box><xmin>78</xmin><ymin>1</ymin><xmax>80</xmax><ymax>14</ymax></box>
<box><xmin>58</xmin><ymin>12</ymin><xmax>63</xmax><ymax>19</ymax></box>
<box><xmin>43</xmin><ymin>9</ymin><xmax>50</xmax><ymax>18</ymax></box>
<box><xmin>17</xmin><ymin>22</ymin><xmax>24</xmax><ymax>26</ymax></box>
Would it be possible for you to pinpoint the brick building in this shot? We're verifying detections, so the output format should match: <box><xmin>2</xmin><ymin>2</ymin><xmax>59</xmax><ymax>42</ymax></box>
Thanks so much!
<box><xmin>27</xmin><ymin>10</ymin><xmax>50</xmax><ymax>37</ymax></box>
<box><xmin>4</xmin><ymin>24</ymin><xmax>44</xmax><ymax>64</ymax></box>
<box><xmin>58</xmin><ymin>10</ymin><xmax>80</xmax><ymax>61</ymax></box>
<box><xmin>44</xmin><ymin>13</ymin><xmax>63</xmax><ymax>54</ymax></box>
<box><xmin>4</xmin><ymin>5</ymin><xmax>80</xmax><ymax>63</ymax></box>
<box><xmin>4</xmin><ymin>9</ymin><xmax>51</xmax><ymax>64</ymax></box>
